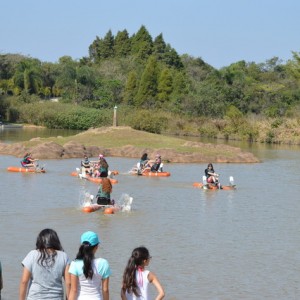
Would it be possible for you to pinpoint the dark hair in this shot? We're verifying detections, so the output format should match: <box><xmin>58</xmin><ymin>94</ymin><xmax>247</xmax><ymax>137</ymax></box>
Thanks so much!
<box><xmin>75</xmin><ymin>242</ymin><xmax>98</xmax><ymax>279</ymax></box>
<box><xmin>141</xmin><ymin>153</ymin><xmax>148</xmax><ymax>161</ymax></box>
<box><xmin>36</xmin><ymin>228</ymin><xmax>63</xmax><ymax>267</ymax></box>
<box><xmin>122</xmin><ymin>246</ymin><xmax>150</xmax><ymax>297</ymax></box>
<box><xmin>100</xmin><ymin>159</ymin><xmax>109</xmax><ymax>169</ymax></box>
<box><xmin>207</xmin><ymin>163</ymin><xmax>213</xmax><ymax>168</ymax></box>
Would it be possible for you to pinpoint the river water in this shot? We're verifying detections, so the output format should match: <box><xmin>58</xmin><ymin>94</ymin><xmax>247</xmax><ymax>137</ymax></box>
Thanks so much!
<box><xmin>0</xmin><ymin>128</ymin><xmax>300</xmax><ymax>299</ymax></box>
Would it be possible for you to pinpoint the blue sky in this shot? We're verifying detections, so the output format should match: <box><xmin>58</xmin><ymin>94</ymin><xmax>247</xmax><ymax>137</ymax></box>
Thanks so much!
<box><xmin>1</xmin><ymin>0</ymin><xmax>299</xmax><ymax>69</ymax></box>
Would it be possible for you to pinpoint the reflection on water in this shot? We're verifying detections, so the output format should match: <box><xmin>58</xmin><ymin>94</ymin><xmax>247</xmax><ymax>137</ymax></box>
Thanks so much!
<box><xmin>0</xmin><ymin>127</ymin><xmax>82</xmax><ymax>143</ymax></box>
<box><xmin>0</xmin><ymin>130</ymin><xmax>300</xmax><ymax>299</ymax></box>
<box><xmin>175</xmin><ymin>134</ymin><xmax>300</xmax><ymax>162</ymax></box>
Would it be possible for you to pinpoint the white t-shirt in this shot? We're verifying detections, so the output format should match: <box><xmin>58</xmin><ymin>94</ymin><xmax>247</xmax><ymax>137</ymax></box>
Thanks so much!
<box><xmin>125</xmin><ymin>270</ymin><xmax>150</xmax><ymax>300</ymax></box>
<box><xmin>69</xmin><ymin>258</ymin><xmax>111</xmax><ymax>300</ymax></box>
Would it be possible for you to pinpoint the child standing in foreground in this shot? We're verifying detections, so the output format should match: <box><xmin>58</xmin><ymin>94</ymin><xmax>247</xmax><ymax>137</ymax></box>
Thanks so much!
<box><xmin>68</xmin><ymin>231</ymin><xmax>111</xmax><ymax>300</ymax></box>
<box><xmin>19</xmin><ymin>228</ymin><xmax>70</xmax><ymax>300</ymax></box>
<box><xmin>121</xmin><ymin>246</ymin><xmax>165</xmax><ymax>300</ymax></box>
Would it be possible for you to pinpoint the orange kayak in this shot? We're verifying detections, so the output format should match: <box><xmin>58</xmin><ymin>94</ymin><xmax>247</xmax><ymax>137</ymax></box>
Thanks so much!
<box><xmin>130</xmin><ymin>164</ymin><xmax>170</xmax><ymax>177</ymax></box>
<box><xmin>82</xmin><ymin>204</ymin><xmax>120</xmax><ymax>214</ymax></box>
<box><xmin>141</xmin><ymin>171</ymin><xmax>171</xmax><ymax>177</ymax></box>
<box><xmin>193</xmin><ymin>182</ymin><xmax>236</xmax><ymax>190</ymax></box>
<box><xmin>7</xmin><ymin>166</ymin><xmax>46</xmax><ymax>173</ymax></box>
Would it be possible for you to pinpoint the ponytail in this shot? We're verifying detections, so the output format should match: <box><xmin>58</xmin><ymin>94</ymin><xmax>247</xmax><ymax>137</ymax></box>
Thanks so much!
<box><xmin>75</xmin><ymin>242</ymin><xmax>96</xmax><ymax>279</ymax></box>
<box><xmin>122</xmin><ymin>246</ymin><xmax>150</xmax><ymax>297</ymax></box>
<box><xmin>122</xmin><ymin>256</ymin><xmax>140</xmax><ymax>297</ymax></box>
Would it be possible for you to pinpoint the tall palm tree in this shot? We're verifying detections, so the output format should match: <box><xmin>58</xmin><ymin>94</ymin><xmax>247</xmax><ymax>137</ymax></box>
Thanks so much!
<box><xmin>13</xmin><ymin>58</ymin><xmax>43</xmax><ymax>94</ymax></box>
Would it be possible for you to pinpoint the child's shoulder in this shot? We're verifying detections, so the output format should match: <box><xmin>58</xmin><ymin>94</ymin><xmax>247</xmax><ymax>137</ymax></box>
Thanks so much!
<box><xmin>95</xmin><ymin>257</ymin><xmax>109</xmax><ymax>266</ymax></box>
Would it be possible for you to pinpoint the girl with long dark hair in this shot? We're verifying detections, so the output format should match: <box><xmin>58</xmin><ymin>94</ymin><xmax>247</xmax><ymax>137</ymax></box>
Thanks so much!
<box><xmin>19</xmin><ymin>228</ymin><xmax>70</xmax><ymax>300</ymax></box>
<box><xmin>121</xmin><ymin>246</ymin><xmax>164</xmax><ymax>300</ymax></box>
<box><xmin>205</xmin><ymin>163</ymin><xmax>220</xmax><ymax>187</ymax></box>
<box><xmin>68</xmin><ymin>231</ymin><xmax>111</xmax><ymax>300</ymax></box>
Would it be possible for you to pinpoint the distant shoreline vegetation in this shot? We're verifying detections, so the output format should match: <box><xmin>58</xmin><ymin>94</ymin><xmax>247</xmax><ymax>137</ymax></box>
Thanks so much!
<box><xmin>5</xmin><ymin>103</ymin><xmax>300</xmax><ymax>146</ymax></box>
<box><xmin>1</xmin><ymin>25</ymin><xmax>300</xmax><ymax>145</ymax></box>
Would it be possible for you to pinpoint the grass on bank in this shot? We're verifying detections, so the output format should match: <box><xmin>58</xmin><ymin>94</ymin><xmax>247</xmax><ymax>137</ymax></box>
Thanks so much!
<box><xmin>22</xmin><ymin>126</ymin><xmax>239</xmax><ymax>159</ymax></box>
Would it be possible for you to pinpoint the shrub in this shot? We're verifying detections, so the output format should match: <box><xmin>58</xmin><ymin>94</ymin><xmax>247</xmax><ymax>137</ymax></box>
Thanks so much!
<box><xmin>17</xmin><ymin>102</ymin><xmax>112</xmax><ymax>130</ymax></box>
<box><xmin>238</xmin><ymin>122</ymin><xmax>259</xmax><ymax>141</ymax></box>
<box><xmin>130</xmin><ymin>110</ymin><xmax>168</xmax><ymax>134</ymax></box>
<box><xmin>271</xmin><ymin>118</ymin><xmax>283</xmax><ymax>128</ymax></box>
<box><xmin>265</xmin><ymin>130</ymin><xmax>275</xmax><ymax>143</ymax></box>
<box><xmin>198</xmin><ymin>123</ymin><xmax>219</xmax><ymax>138</ymax></box>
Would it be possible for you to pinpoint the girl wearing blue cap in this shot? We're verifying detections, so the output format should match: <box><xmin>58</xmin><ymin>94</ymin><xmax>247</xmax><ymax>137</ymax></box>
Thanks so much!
<box><xmin>68</xmin><ymin>231</ymin><xmax>111</xmax><ymax>300</ymax></box>
<box><xmin>121</xmin><ymin>246</ymin><xmax>165</xmax><ymax>300</ymax></box>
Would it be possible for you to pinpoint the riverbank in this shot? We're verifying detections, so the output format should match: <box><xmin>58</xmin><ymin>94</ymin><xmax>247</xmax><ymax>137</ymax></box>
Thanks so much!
<box><xmin>0</xmin><ymin>126</ymin><xmax>259</xmax><ymax>163</ymax></box>
<box><xmin>0</xmin><ymin>123</ymin><xmax>23</xmax><ymax>129</ymax></box>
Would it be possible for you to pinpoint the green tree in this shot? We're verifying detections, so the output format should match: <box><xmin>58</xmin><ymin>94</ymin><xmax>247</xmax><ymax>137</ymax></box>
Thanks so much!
<box><xmin>89</xmin><ymin>36</ymin><xmax>101</xmax><ymax>63</ymax></box>
<box><xmin>101</xmin><ymin>30</ymin><xmax>115</xmax><ymax>59</ymax></box>
<box><xmin>162</xmin><ymin>45</ymin><xmax>183</xmax><ymax>69</ymax></box>
<box><xmin>114</xmin><ymin>30</ymin><xmax>131</xmax><ymax>57</ymax></box>
<box><xmin>89</xmin><ymin>31</ymin><xmax>115</xmax><ymax>62</ymax></box>
<box><xmin>0</xmin><ymin>54</ymin><xmax>25</xmax><ymax>80</ymax></box>
<box><xmin>131</xmin><ymin>25</ymin><xmax>153</xmax><ymax>60</ymax></box>
<box><xmin>123</xmin><ymin>71</ymin><xmax>138</xmax><ymax>105</ymax></box>
<box><xmin>135</xmin><ymin>56</ymin><xmax>159</xmax><ymax>107</ymax></box>
<box><xmin>92</xmin><ymin>78</ymin><xmax>122</xmax><ymax>108</ymax></box>
<box><xmin>0</xmin><ymin>79</ymin><xmax>14</xmax><ymax>95</ymax></box>
<box><xmin>75</xmin><ymin>65</ymin><xmax>97</xmax><ymax>101</ymax></box>
<box><xmin>54</xmin><ymin>56</ymin><xmax>79</xmax><ymax>103</ymax></box>
<box><xmin>181</xmin><ymin>55</ymin><xmax>213</xmax><ymax>83</ymax></box>
<box><xmin>188</xmin><ymin>70</ymin><xmax>227</xmax><ymax>117</ymax></box>
<box><xmin>40</xmin><ymin>62</ymin><xmax>60</xmax><ymax>98</ymax></box>
<box><xmin>153</xmin><ymin>33</ymin><xmax>167</xmax><ymax>60</ymax></box>
<box><xmin>157</xmin><ymin>68</ymin><xmax>173</xmax><ymax>107</ymax></box>
<box><xmin>89</xmin><ymin>30</ymin><xmax>115</xmax><ymax>63</ymax></box>
<box><xmin>172</xmin><ymin>71</ymin><xmax>189</xmax><ymax>96</ymax></box>
<box><xmin>13</xmin><ymin>58</ymin><xmax>43</xmax><ymax>94</ymax></box>
<box><xmin>286</xmin><ymin>51</ymin><xmax>300</xmax><ymax>82</ymax></box>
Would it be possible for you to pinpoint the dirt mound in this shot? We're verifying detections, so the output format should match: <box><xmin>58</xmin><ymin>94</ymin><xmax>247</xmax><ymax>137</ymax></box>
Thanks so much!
<box><xmin>0</xmin><ymin>141</ymin><xmax>259</xmax><ymax>163</ymax></box>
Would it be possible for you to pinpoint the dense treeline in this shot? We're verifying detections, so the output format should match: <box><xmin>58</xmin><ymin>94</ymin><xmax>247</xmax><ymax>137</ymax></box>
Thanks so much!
<box><xmin>1</xmin><ymin>25</ymin><xmax>300</xmax><ymax>141</ymax></box>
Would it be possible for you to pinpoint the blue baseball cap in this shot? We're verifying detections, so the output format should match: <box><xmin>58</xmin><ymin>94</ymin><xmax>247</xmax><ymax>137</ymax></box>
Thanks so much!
<box><xmin>80</xmin><ymin>231</ymin><xmax>100</xmax><ymax>246</ymax></box>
